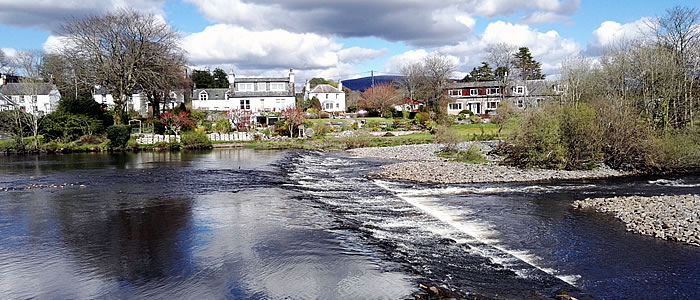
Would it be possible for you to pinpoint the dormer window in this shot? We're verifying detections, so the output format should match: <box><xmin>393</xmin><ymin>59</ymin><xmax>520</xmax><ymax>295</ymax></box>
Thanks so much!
<box><xmin>238</xmin><ymin>83</ymin><xmax>254</xmax><ymax>92</ymax></box>
<box><xmin>448</xmin><ymin>90</ymin><xmax>462</xmax><ymax>96</ymax></box>
<box><xmin>470</xmin><ymin>89</ymin><xmax>478</xmax><ymax>96</ymax></box>
<box><xmin>270</xmin><ymin>83</ymin><xmax>286</xmax><ymax>91</ymax></box>
<box><xmin>199</xmin><ymin>91</ymin><xmax>208</xmax><ymax>101</ymax></box>
<box><xmin>257</xmin><ymin>82</ymin><xmax>266</xmax><ymax>91</ymax></box>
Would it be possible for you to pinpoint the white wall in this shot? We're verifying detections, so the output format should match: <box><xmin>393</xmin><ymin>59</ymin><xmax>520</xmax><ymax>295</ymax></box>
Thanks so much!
<box><xmin>192</xmin><ymin>96</ymin><xmax>296</xmax><ymax>112</ymax></box>
<box><xmin>310</xmin><ymin>92</ymin><xmax>345</xmax><ymax>112</ymax></box>
<box><xmin>12</xmin><ymin>94</ymin><xmax>58</xmax><ymax>115</ymax></box>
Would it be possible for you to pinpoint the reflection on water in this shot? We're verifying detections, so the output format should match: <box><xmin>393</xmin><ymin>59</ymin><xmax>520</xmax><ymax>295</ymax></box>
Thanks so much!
<box><xmin>0</xmin><ymin>150</ymin><xmax>414</xmax><ymax>299</ymax></box>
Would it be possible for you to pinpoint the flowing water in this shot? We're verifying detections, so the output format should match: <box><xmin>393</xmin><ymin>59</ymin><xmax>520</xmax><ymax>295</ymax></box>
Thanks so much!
<box><xmin>1</xmin><ymin>150</ymin><xmax>699</xmax><ymax>299</ymax></box>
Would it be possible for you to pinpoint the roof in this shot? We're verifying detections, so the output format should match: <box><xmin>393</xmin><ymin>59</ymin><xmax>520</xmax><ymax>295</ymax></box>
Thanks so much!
<box><xmin>236</xmin><ymin>77</ymin><xmax>289</xmax><ymax>83</ymax></box>
<box><xmin>194</xmin><ymin>88</ymin><xmax>229</xmax><ymax>101</ymax></box>
<box><xmin>448</xmin><ymin>80</ymin><xmax>502</xmax><ymax>89</ymax></box>
<box><xmin>310</xmin><ymin>84</ymin><xmax>342</xmax><ymax>94</ymax></box>
<box><xmin>0</xmin><ymin>83</ymin><xmax>57</xmax><ymax>95</ymax></box>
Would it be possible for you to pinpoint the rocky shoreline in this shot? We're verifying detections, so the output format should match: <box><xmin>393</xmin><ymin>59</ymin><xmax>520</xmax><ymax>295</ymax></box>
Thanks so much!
<box><xmin>348</xmin><ymin>142</ymin><xmax>628</xmax><ymax>184</ymax></box>
<box><xmin>573</xmin><ymin>195</ymin><xmax>700</xmax><ymax>246</ymax></box>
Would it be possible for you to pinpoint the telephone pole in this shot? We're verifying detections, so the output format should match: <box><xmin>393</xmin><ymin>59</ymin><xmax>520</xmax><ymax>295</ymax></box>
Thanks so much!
<box><xmin>371</xmin><ymin>70</ymin><xmax>374</xmax><ymax>98</ymax></box>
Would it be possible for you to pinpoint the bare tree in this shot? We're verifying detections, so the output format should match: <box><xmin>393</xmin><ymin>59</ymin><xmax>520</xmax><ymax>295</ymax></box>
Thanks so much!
<box><xmin>59</xmin><ymin>9</ymin><xmax>185</xmax><ymax>125</ymax></box>
<box><xmin>486</xmin><ymin>43</ymin><xmax>517</xmax><ymax>102</ymax></box>
<box><xmin>361</xmin><ymin>83</ymin><xmax>400</xmax><ymax>117</ymax></box>
<box><xmin>400</xmin><ymin>61</ymin><xmax>425</xmax><ymax>102</ymax></box>
<box><xmin>14</xmin><ymin>50</ymin><xmax>46</xmax><ymax>151</ymax></box>
<box><xmin>0</xmin><ymin>49</ymin><xmax>15</xmax><ymax>74</ymax></box>
<box><xmin>422</xmin><ymin>54</ymin><xmax>455</xmax><ymax>108</ymax></box>
<box><xmin>560</xmin><ymin>55</ymin><xmax>596</xmax><ymax>105</ymax></box>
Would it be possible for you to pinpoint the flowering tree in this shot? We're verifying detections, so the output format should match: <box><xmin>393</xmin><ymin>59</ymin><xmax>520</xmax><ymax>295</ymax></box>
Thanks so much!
<box><xmin>281</xmin><ymin>108</ymin><xmax>306</xmax><ymax>137</ymax></box>
<box><xmin>160</xmin><ymin>111</ymin><xmax>193</xmax><ymax>137</ymax></box>
<box><xmin>361</xmin><ymin>83</ymin><xmax>400</xmax><ymax>117</ymax></box>
<box><xmin>227</xmin><ymin>109</ymin><xmax>253</xmax><ymax>131</ymax></box>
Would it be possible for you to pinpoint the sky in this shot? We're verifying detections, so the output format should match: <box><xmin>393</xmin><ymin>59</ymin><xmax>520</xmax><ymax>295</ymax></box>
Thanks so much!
<box><xmin>0</xmin><ymin>0</ymin><xmax>698</xmax><ymax>84</ymax></box>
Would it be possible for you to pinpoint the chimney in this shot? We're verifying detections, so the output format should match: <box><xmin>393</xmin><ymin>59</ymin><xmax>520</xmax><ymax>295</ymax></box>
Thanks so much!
<box><xmin>338</xmin><ymin>80</ymin><xmax>343</xmax><ymax>91</ymax></box>
<box><xmin>289</xmin><ymin>68</ymin><xmax>295</xmax><ymax>85</ymax></box>
<box><xmin>305</xmin><ymin>80</ymin><xmax>310</xmax><ymax>92</ymax></box>
<box><xmin>228</xmin><ymin>68</ymin><xmax>235</xmax><ymax>89</ymax></box>
<box><xmin>0</xmin><ymin>74</ymin><xmax>5</xmax><ymax>86</ymax></box>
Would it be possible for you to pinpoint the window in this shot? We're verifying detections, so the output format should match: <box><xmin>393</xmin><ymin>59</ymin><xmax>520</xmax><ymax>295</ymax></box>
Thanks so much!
<box><xmin>240</xmin><ymin>99</ymin><xmax>250</xmax><ymax>110</ymax></box>
<box><xmin>448</xmin><ymin>89</ymin><xmax>462</xmax><ymax>96</ymax></box>
<box><xmin>31</xmin><ymin>95</ymin><xmax>37</xmax><ymax>103</ymax></box>
<box><xmin>487</xmin><ymin>88</ymin><xmax>499</xmax><ymax>95</ymax></box>
<box><xmin>238</xmin><ymin>83</ymin><xmax>254</xmax><ymax>92</ymax></box>
<box><xmin>326</xmin><ymin>103</ymin><xmax>332</xmax><ymax>110</ymax></box>
<box><xmin>515</xmin><ymin>86</ymin><xmax>525</xmax><ymax>94</ymax></box>
<box><xmin>270</xmin><ymin>83</ymin><xmax>286</xmax><ymax>91</ymax></box>
<box><xmin>536</xmin><ymin>98</ymin><xmax>543</xmax><ymax>107</ymax></box>
<box><xmin>448</xmin><ymin>103</ymin><xmax>463</xmax><ymax>110</ymax></box>
<box><xmin>470</xmin><ymin>89</ymin><xmax>478</xmax><ymax>96</ymax></box>
<box><xmin>517</xmin><ymin>99</ymin><xmax>524</xmax><ymax>108</ymax></box>
<box><xmin>487</xmin><ymin>102</ymin><xmax>497</xmax><ymax>109</ymax></box>
<box><xmin>199</xmin><ymin>91</ymin><xmax>208</xmax><ymax>101</ymax></box>
<box><xmin>336</xmin><ymin>103</ymin><xmax>339</xmax><ymax>108</ymax></box>
<box><xmin>257</xmin><ymin>82</ymin><xmax>267</xmax><ymax>91</ymax></box>
<box><xmin>335</xmin><ymin>94</ymin><xmax>338</xmax><ymax>99</ymax></box>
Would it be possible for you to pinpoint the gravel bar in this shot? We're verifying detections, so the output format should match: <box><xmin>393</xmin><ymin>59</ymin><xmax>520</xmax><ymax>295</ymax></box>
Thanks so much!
<box><xmin>348</xmin><ymin>142</ymin><xmax>627</xmax><ymax>184</ymax></box>
<box><xmin>573</xmin><ymin>195</ymin><xmax>700</xmax><ymax>246</ymax></box>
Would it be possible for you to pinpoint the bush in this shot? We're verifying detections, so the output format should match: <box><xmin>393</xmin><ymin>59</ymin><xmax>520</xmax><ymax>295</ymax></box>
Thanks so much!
<box><xmin>437</xmin><ymin>146</ymin><xmax>487</xmax><ymax>164</ymax></box>
<box><xmin>312</xmin><ymin>122</ymin><xmax>330</xmax><ymax>137</ymax></box>
<box><xmin>42</xmin><ymin>112</ymin><xmax>104</xmax><ymax>142</ymax></box>
<box><xmin>434</xmin><ymin>126</ymin><xmax>460</xmax><ymax>152</ymax></box>
<box><xmin>75</xmin><ymin>135</ymin><xmax>106</xmax><ymax>146</ymax></box>
<box><xmin>181</xmin><ymin>131</ymin><xmax>212</xmax><ymax>149</ymax></box>
<box><xmin>501</xmin><ymin>104</ymin><xmax>604</xmax><ymax>170</ymax></box>
<box><xmin>213</xmin><ymin>119</ymin><xmax>232</xmax><ymax>134</ymax></box>
<box><xmin>415</xmin><ymin>112</ymin><xmax>430</xmax><ymax>126</ymax></box>
<box><xmin>343</xmin><ymin>133</ymin><xmax>372</xmax><ymax>149</ymax></box>
<box><xmin>106</xmin><ymin>125</ymin><xmax>131</xmax><ymax>149</ymax></box>
<box><xmin>561</xmin><ymin>104</ymin><xmax>602</xmax><ymax>169</ymax></box>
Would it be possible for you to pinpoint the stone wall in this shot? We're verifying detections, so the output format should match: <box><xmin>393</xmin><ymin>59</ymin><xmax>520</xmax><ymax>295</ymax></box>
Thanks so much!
<box><xmin>134</xmin><ymin>132</ymin><xmax>256</xmax><ymax>144</ymax></box>
<box><xmin>135</xmin><ymin>134</ymin><xmax>180</xmax><ymax>144</ymax></box>
<box><xmin>207</xmin><ymin>132</ymin><xmax>254</xmax><ymax>142</ymax></box>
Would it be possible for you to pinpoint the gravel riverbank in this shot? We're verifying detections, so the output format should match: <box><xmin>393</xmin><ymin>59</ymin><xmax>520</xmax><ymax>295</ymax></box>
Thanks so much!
<box><xmin>573</xmin><ymin>195</ymin><xmax>700</xmax><ymax>246</ymax></box>
<box><xmin>348</xmin><ymin>142</ymin><xmax>627</xmax><ymax>184</ymax></box>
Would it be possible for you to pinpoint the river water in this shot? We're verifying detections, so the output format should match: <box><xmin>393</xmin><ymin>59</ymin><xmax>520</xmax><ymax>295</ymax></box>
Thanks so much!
<box><xmin>1</xmin><ymin>150</ymin><xmax>699</xmax><ymax>299</ymax></box>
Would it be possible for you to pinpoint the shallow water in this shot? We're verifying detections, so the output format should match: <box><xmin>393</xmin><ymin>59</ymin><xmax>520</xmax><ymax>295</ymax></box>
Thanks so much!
<box><xmin>1</xmin><ymin>150</ymin><xmax>699</xmax><ymax>299</ymax></box>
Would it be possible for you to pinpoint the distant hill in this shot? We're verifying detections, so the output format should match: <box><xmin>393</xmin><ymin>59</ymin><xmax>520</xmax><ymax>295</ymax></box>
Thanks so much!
<box><xmin>342</xmin><ymin>75</ymin><xmax>404</xmax><ymax>91</ymax></box>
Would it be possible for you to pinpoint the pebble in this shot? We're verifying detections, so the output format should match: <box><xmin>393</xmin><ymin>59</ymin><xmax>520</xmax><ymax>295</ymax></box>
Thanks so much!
<box><xmin>348</xmin><ymin>142</ymin><xmax>626</xmax><ymax>184</ymax></box>
<box><xmin>573</xmin><ymin>195</ymin><xmax>700</xmax><ymax>247</ymax></box>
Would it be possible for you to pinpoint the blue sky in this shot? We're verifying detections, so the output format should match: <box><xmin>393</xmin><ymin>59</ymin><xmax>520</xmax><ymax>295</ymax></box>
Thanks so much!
<box><xmin>1</xmin><ymin>0</ymin><xmax>698</xmax><ymax>81</ymax></box>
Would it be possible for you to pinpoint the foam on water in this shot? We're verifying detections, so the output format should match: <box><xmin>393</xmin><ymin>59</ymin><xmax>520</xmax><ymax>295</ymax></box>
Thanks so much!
<box><xmin>374</xmin><ymin>180</ymin><xmax>582</xmax><ymax>286</ymax></box>
<box><xmin>648</xmin><ymin>178</ymin><xmax>700</xmax><ymax>187</ymax></box>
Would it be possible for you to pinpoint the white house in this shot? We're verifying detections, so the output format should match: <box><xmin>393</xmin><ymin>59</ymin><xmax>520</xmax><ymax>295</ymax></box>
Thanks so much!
<box><xmin>0</xmin><ymin>81</ymin><xmax>61</xmax><ymax>115</ymax></box>
<box><xmin>192</xmin><ymin>69</ymin><xmax>296</xmax><ymax>121</ymax></box>
<box><xmin>92</xmin><ymin>87</ymin><xmax>185</xmax><ymax>116</ymax></box>
<box><xmin>304</xmin><ymin>80</ymin><xmax>345</xmax><ymax>113</ymax></box>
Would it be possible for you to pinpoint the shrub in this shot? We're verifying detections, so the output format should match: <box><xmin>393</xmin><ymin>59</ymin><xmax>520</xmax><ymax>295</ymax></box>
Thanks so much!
<box><xmin>75</xmin><ymin>135</ymin><xmax>106</xmax><ymax>146</ymax></box>
<box><xmin>42</xmin><ymin>112</ymin><xmax>104</xmax><ymax>142</ymax></box>
<box><xmin>415</xmin><ymin>112</ymin><xmax>430</xmax><ymax>126</ymax></box>
<box><xmin>343</xmin><ymin>132</ymin><xmax>372</xmax><ymax>149</ymax></box>
<box><xmin>437</xmin><ymin>145</ymin><xmax>487</xmax><ymax>164</ymax></box>
<box><xmin>561</xmin><ymin>104</ymin><xmax>602</xmax><ymax>169</ymax></box>
<box><xmin>106</xmin><ymin>125</ymin><xmax>131</xmax><ymax>149</ymax></box>
<box><xmin>312</xmin><ymin>122</ymin><xmax>330</xmax><ymax>137</ymax></box>
<box><xmin>434</xmin><ymin>126</ymin><xmax>460</xmax><ymax>152</ymax></box>
<box><xmin>213</xmin><ymin>119</ymin><xmax>232</xmax><ymax>134</ymax></box>
<box><xmin>501</xmin><ymin>104</ymin><xmax>605</xmax><ymax>170</ymax></box>
<box><xmin>181</xmin><ymin>131</ymin><xmax>212</xmax><ymax>149</ymax></box>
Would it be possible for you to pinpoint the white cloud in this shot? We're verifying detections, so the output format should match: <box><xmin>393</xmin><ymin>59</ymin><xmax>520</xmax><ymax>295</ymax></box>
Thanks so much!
<box><xmin>337</xmin><ymin>47</ymin><xmax>388</xmax><ymax>64</ymax></box>
<box><xmin>184</xmin><ymin>0</ymin><xmax>577</xmax><ymax>46</ymax></box>
<box><xmin>587</xmin><ymin>17</ymin><xmax>653</xmax><ymax>54</ymax></box>
<box><xmin>385</xmin><ymin>21</ymin><xmax>581</xmax><ymax>77</ymax></box>
<box><xmin>0</xmin><ymin>0</ymin><xmax>166</xmax><ymax>31</ymax></box>
<box><xmin>182</xmin><ymin>24</ymin><xmax>342</xmax><ymax>70</ymax></box>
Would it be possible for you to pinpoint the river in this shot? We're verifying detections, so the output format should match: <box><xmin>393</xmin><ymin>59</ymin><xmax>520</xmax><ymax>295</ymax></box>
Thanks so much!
<box><xmin>1</xmin><ymin>149</ymin><xmax>699</xmax><ymax>299</ymax></box>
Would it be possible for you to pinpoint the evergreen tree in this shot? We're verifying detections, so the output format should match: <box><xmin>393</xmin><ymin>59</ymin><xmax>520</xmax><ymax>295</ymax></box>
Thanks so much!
<box><xmin>191</xmin><ymin>69</ymin><xmax>215</xmax><ymax>88</ymax></box>
<box><xmin>467</xmin><ymin>62</ymin><xmax>496</xmax><ymax>81</ymax></box>
<box><xmin>211</xmin><ymin>68</ymin><xmax>230</xmax><ymax>88</ymax></box>
<box><xmin>513</xmin><ymin>47</ymin><xmax>545</xmax><ymax>80</ymax></box>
